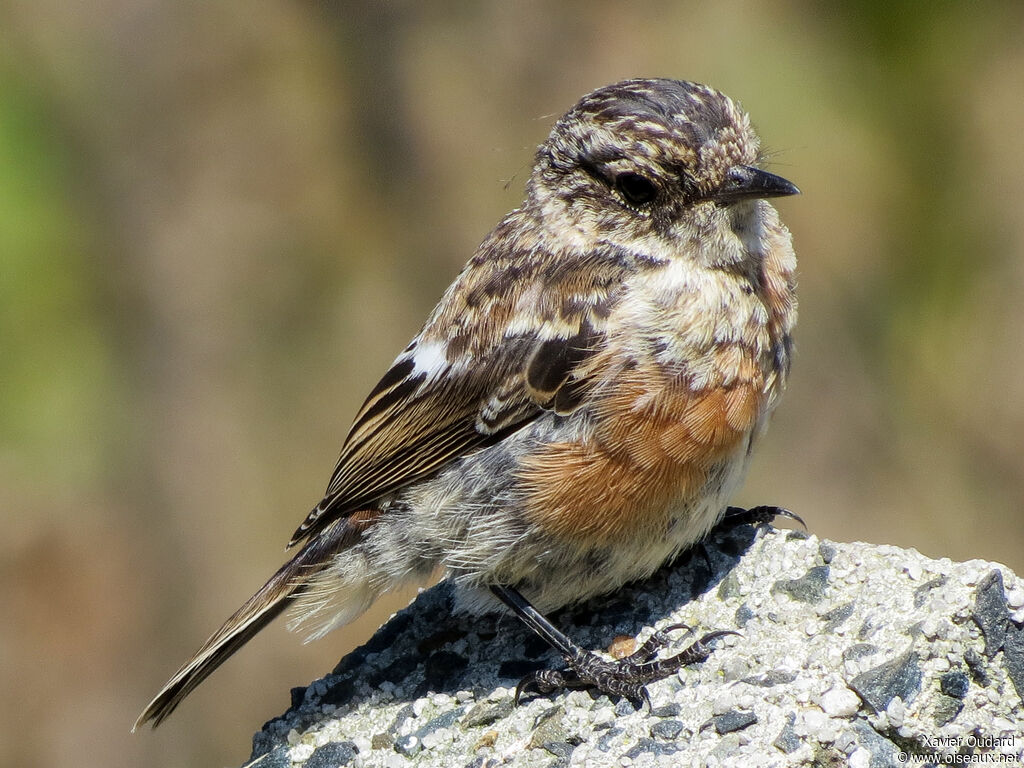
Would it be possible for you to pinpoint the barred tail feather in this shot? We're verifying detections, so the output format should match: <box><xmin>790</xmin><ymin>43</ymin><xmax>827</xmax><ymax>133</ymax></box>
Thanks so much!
<box><xmin>134</xmin><ymin>535</ymin><xmax>338</xmax><ymax>730</ymax></box>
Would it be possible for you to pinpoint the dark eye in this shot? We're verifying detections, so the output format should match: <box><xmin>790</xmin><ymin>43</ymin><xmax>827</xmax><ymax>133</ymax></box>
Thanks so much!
<box><xmin>614</xmin><ymin>172</ymin><xmax>658</xmax><ymax>207</ymax></box>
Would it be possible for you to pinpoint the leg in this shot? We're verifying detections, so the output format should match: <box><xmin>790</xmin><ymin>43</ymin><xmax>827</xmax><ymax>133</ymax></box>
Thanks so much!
<box><xmin>490</xmin><ymin>585</ymin><xmax>736</xmax><ymax>707</ymax></box>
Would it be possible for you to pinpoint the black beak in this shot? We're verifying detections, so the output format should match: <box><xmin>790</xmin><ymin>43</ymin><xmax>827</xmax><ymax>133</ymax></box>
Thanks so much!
<box><xmin>708</xmin><ymin>165</ymin><xmax>799</xmax><ymax>204</ymax></box>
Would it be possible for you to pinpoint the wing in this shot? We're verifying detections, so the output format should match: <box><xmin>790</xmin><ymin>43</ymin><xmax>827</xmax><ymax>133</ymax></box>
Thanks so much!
<box><xmin>288</xmin><ymin>245</ymin><xmax>628</xmax><ymax>547</ymax></box>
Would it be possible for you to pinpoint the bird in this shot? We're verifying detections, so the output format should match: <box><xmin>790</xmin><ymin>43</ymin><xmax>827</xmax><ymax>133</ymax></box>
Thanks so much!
<box><xmin>135</xmin><ymin>77</ymin><xmax>798</xmax><ymax>729</ymax></box>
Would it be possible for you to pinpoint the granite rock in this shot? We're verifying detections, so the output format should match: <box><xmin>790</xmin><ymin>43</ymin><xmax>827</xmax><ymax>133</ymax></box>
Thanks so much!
<box><xmin>243</xmin><ymin>524</ymin><xmax>1024</xmax><ymax>767</ymax></box>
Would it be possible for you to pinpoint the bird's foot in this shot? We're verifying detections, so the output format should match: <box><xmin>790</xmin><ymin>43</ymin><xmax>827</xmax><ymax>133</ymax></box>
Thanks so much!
<box><xmin>514</xmin><ymin>625</ymin><xmax>737</xmax><ymax>707</ymax></box>
<box><xmin>721</xmin><ymin>505</ymin><xmax>805</xmax><ymax>531</ymax></box>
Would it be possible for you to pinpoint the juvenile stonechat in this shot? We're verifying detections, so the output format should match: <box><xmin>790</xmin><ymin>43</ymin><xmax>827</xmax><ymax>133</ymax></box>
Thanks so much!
<box><xmin>136</xmin><ymin>77</ymin><xmax>798</xmax><ymax>728</ymax></box>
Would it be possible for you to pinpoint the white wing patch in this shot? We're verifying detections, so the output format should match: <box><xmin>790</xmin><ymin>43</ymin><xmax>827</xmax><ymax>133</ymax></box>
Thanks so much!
<box><xmin>408</xmin><ymin>339</ymin><xmax>450</xmax><ymax>384</ymax></box>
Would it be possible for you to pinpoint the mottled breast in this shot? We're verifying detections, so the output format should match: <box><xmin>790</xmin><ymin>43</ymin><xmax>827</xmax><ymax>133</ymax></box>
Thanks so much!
<box><xmin>518</xmin><ymin>208</ymin><xmax>795</xmax><ymax>546</ymax></box>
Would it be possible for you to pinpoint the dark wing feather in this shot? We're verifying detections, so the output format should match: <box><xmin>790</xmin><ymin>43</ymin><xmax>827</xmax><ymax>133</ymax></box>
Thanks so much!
<box><xmin>289</xmin><ymin>335</ymin><xmax>545</xmax><ymax>545</ymax></box>
<box><xmin>288</xmin><ymin>244</ymin><xmax>632</xmax><ymax>547</ymax></box>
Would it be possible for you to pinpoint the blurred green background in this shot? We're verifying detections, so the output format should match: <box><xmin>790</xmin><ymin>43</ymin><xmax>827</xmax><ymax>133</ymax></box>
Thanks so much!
<box><xmin>1</xmin><ymin>2</ymin><xmax>1022</xmax><ymax>766</ymax></box>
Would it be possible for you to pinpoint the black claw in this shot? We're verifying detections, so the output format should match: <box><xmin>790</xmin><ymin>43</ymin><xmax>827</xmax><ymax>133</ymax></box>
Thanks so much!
<box><xmin>630</xmin><ymin>623</ymin><xmax>692</xmax><ymax>663</ymax></box>
<box><xmin>686</xmin><ymin>629</ymin><xmax>740</xmax><ymax>660</ymax></box>
<box><xmin>635</xmin><ymin>686</ymin><xmax>651</xmax><ymax>711</ymax></box>
<box><xmin>722</xmin><ymin>505</ymin><xmax>805</xmax><ymax>530</ymax></box>
<box><xmin>704</xmin><ymin>629</ymin><xmax>742</xmax><ymax>642</ymax></box>
<box><xmin>515</xmin><ymin>668</ymin><xmax>567</xmax><ymax>703</ymax></box>
<box><xmin>514</xmin><ymin>674</ymin><xmax>535</xmax><ymax>704</ymax></box>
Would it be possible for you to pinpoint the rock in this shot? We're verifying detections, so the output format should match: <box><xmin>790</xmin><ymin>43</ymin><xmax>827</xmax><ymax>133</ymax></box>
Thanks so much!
<box><xmin>649</xmin><ymin>718</ymin><xmax>685</xmax><ymax>740</ymax></box>
<box><xmin>973</xmin><ymin>569</ymin><xmax>1009</xmax><ymax>658</ymax></box>
<box><xmin>819</xmin><ymin>685</ymin><xmax>860</xmax><ymax>717</ymax></box>
<box><xmin>243</xmin><ymin>525</ymin><xmax>1024</xmax><ymax>767</ymax></box>
<box><xmin>821</xmin><ymin>601</ymin><xmax>855</xmax><ymax>633</ymax></box>
<box><xmin>773</xmin><ymin>713</ymin><xmax>801</xmax><ymax>754</ymax></box>
<box><xmin>849</xmin><ymin>650</ymin><xmax>922</xmax><ymax>713</ymax></box>
<box><xmin>712</xmin><ymin>709</ymin><xmax>757</xmax><ymax>734</ymax></box>
<box><xmin>939</xmin><ymin>671</ymin><xmax>968</xmax><ymax>699</ymax></box>
<box><xmin>1003</xmin><ymin>622</ymin><xmax>1024</xmax><ymax>702</ymax></box>
<box><xmin>304</xmin><ymin>742</ymin><xmax>357</xmax><ymax>768</ymax></box>
<box><xmin>771</xmin><ymin>564</ymin><xmax>830</xmax><ymax>603</ymax></box>
<box><xmin>931</xmin><ymin>693</ymin><xmax>963</xmax><ymax>727</ymax></box>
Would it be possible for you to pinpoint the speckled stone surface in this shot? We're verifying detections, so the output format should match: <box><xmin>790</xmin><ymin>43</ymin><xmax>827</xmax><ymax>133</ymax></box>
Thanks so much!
<box><xmin>243</xmin><ymin>523</ymin><xmax>1024</xmax><ymax>767</ymax></box>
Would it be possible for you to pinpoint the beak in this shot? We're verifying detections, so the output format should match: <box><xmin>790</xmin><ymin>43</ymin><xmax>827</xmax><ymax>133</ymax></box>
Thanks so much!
<box><xmin>708</xmin><ymin>165</ymin><xmax>800</xmax><ymax>204</ymax></box>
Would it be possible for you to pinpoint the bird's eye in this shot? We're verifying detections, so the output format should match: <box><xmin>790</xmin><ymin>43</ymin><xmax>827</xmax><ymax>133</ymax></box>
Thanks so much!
<box><xmin>614</xmin><ymin>172</ymin><xmax>658</xmax><ymax>207</ymax></box>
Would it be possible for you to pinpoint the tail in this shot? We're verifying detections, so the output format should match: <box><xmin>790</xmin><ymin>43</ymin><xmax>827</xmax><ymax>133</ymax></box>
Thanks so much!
<box><xmin>134</xmin><ymin>534</ymin><xmax>338</xmax><ymax>730</ymax></box>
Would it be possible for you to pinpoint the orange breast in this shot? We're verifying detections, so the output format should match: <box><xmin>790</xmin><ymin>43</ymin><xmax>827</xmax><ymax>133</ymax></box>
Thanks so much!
<box><xmin>518</xmin><ymin>350</ymin><xmax>765</xmax><ymax>546</ymax></box>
